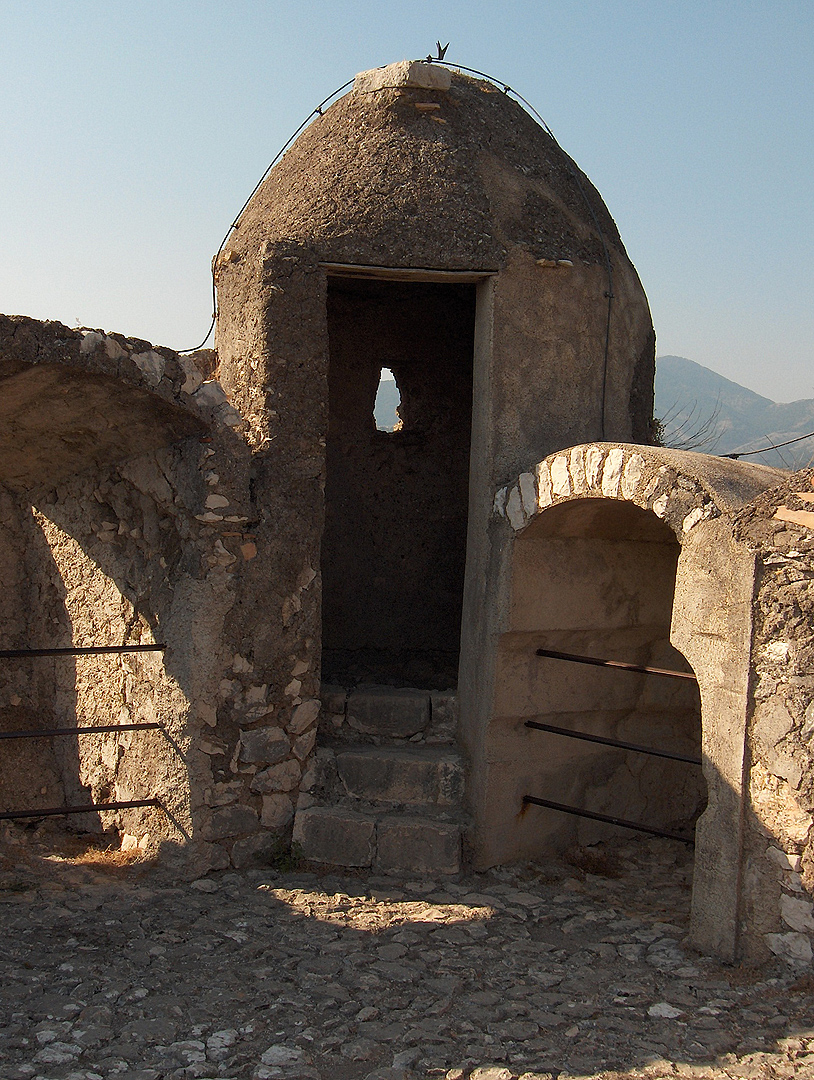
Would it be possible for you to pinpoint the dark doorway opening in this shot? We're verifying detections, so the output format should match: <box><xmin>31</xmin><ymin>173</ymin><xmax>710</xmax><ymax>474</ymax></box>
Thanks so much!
<box><xmin>321</xmin><ymin>277</ymin><xmax>476</xmax><ymax>690</ymax></box>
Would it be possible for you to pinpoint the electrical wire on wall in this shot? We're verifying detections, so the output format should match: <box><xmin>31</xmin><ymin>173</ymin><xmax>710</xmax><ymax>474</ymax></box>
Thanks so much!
<box><xmin>179</xmin><ymin>77</ymin><xmax>354</xmax><ymax>353</ymax></box>
<box><xmin>181</xmin><ymin>53</ymin><xmax>616</xmax><ymax>441</ymax></box>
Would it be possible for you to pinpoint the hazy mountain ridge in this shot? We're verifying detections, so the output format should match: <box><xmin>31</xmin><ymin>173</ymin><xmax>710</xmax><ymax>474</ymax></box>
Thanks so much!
<box><xmin>655</xmin><ymin>355</ymin><xmax>814</xmax><ymax>468</ymax></box>
<box><xmin>374</xmin><ymin>358</ymin><xmax>814</xmax><ymax>470</ymax></box>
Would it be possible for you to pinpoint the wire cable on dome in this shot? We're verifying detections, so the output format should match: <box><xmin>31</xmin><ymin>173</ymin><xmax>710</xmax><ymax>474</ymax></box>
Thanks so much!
<box><xmin>181</xmin><ymin>53</ymin><xmax>616</xmax><ymax>436</ymax></box>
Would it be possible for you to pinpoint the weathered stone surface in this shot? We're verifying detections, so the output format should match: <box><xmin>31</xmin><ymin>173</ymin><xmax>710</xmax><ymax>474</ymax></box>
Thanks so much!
<box><xmin>353</xmin><ymin>60</ymin><xmax>452</xmax><ymax>94</ymax></box>
<box><xmin>336</xmin><ymin>746</ymin><xmax>464</xmax><ymax>806</ymax></box>
<box><xmin>2</xmin><ymin>829</ymin><xmax>814</xmax><ymax>1078</ymax></box>
<box><xmin>261</xmin><ymin>794</ymin><xmax>295</xmax><ymax>830</ymax></box>
<box><xmin>292</xmin><ymin>806</ymin><xmax>375</xmax><ymax>866</ymax></box>
<box><xmin>346</xmin><ymin>687</ymin><xmax>430</xmax><ymax>738</ymax></box>
<box><xmin>230</xmin><ymin>831</ymin><xmax>285</xmax><ymax>868</ymax></box>
<box><xmin>251</xmin><ymin>759</ymin><xmax>302</xmax><ymax>793</ymax></box>
<box><xmin>375</xmin><ymin>816</ymin><xmax>461</xmax><ymax>874</ymax></box>
<box><xmin>430</xmin><ymin>690</ymin><xmax>458</xmax><ymax>730</ymax></box>
<box><xmin>288</xmin><ymin>698</ymin><xmax>321</xmax><ymax>734</ymax></box>
<box><xmin>765</xmin><ymin>930</ymin><xmax>813</xmax><ymax>964</ymax></box>
<box><xmin>239</xmin><ymin>726</ymin><xmax>290</xmax><ymax>764</ymax></box>
<box><xmin>753</xmin><ymin>697</ymin><xmax>795</xmax><ymax>748</ymax></box>
<box><xmin>203</xmin><ymin>805</ymin><xmax>259</xmax><ymax>841</ymax></box>
<box><xmin>780</xmin><ymin>894</ymin><xmax>814</xmax><ymax>933</ymax></box>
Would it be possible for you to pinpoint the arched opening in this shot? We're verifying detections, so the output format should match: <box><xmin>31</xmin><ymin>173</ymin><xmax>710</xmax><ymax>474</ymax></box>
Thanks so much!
<box><xmin>373</xmin><ymin>367</ymin><xmax>401</xmax><ymax>432</ymax></box>
<box><xmin>479</xmin><ymin>497</ymin><xmax>706</xmax><ymax>878</ymax></box>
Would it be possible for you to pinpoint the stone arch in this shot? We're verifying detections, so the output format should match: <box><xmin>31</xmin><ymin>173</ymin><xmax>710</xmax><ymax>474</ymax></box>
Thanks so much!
<box><xmin>0</xmin><ymin>316</ymin><xmax>255</xmax><ymax>867</ymax></box>
<box><xmin>479</xmin><ymin>443</ymin><xmax>786</xmax><ymax>960</ymax></box>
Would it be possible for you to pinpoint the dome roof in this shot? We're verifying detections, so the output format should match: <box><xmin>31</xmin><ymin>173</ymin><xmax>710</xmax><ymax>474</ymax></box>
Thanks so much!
<box><xmin>222</xmin><ymin>64</ymin><xmax>628</xmax><ymax>273</ymax></box>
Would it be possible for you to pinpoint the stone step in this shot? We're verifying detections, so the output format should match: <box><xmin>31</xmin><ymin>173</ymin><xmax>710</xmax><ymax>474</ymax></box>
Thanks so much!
<box><xmin>321</xmin><ymin>684</ymin><xmax>458</xmax><ymax>743</ymax></box>
<box><xmin>335</xmin><ymin>745</ymin><xmax>464</xmax><ymax>808</ymax></box>
<box><xmin>292</xmin><ymin>805</ymin><xmax>462</xmax><ymax>875</ymax></box>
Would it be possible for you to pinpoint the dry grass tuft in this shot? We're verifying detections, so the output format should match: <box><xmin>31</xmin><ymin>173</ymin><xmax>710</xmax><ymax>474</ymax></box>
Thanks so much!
<box><xmin>563</xmin><ymin>845</ymin><xmax>625</xmax><ymax>879</ymax></box>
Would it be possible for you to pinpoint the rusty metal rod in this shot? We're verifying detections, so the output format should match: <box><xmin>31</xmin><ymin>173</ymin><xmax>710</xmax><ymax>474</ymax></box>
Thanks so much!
<box><xmin>525</xmin><ymin>720</ymin><xmax>702</xmax><ymax>765</ymax></box>
<box><xmin>0</xmin><ymin>723</ymin><xmax>162</xmax><ymax>741</ymax></box>
<box><xmin>522</xmin><ymin>795</ymin><xmax>695</xmax><ymax>845</ymax></box>
<box><xmin>0</xmin><ymin>644</ymin><xmax>165</xmax><ymax>659</ymax></box>
<box><xmin>535</xmin><ymin>647</ymin><xmax>697</xmax><ymax>682</ymax></box>
<box><xmin>0</xmin><ymin>799</ymin><xmax>161</xmax><ymax>822</ymax></box>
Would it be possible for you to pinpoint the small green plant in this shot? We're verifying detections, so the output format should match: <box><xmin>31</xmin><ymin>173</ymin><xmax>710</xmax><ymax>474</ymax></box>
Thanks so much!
<box><xmin>266</xmin><ymin>838</ymin><xmax>305</xmax><ymax>873</ymax></box>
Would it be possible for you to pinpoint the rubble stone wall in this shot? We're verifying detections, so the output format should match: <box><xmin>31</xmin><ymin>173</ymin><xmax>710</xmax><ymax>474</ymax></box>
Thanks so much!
<box><xmin>733</xmin><ymin>473</ymin><xmax>814</xmax><ymax>965</ymax></box>
<box><xmin>0</xmin><ymin>316</ymin><xmax>324</xmax><ymax>872</ymax></box>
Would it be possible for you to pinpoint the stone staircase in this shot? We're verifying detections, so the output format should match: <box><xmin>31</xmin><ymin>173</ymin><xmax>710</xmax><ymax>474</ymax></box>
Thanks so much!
<box><xmin>292</xmin><ymin>685</ymin><xmax>467</xmax><ymax>875</ymax></box>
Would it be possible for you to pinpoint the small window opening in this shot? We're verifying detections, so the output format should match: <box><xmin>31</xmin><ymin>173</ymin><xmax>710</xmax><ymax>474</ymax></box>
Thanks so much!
<box><xmin>374</xmin><ymin>367</ymin><xmax>402</xmax><ymax>432</ymax></box>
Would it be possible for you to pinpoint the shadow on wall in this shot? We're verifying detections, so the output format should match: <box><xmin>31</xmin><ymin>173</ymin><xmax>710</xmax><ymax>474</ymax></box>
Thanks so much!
<box><xmin>479</xmin><ymin>445</ymin><xmax>814</xmax><ymax>966</ymax></box>
<box><xmin>0</xmin><ymin>427</ymin><xmax>247</xmax><ymax>857</ymax></box>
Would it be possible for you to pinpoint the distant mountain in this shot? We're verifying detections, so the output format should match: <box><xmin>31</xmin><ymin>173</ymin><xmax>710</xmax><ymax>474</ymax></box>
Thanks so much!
<box><xmin>374</xmin><ymin>358</ymin><xmax>814</xmax><ymax>470</ymax></box>
<box><xmin>655</xmin><ymin>356</ymin><xmax>814</xmax><ymax>469</ymax></box>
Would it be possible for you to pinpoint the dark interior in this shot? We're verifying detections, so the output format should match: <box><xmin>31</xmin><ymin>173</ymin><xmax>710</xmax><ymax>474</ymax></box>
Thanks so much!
<box><xmin>320</xmin><ymin>277</ymin><xmax>475</xmax><ymax>689</ymax></box>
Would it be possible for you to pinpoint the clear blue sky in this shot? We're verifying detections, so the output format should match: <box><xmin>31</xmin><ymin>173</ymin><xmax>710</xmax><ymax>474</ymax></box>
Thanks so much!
<box><xmin>2</xmin><ymin>1</ymin><xmax>812</xmax><ymax>402</ymax></box>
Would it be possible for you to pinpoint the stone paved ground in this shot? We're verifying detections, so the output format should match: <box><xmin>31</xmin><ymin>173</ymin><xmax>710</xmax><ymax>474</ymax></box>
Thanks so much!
<box><xmin>1</xmin><ymin>824</ymin><xmax>813</xmax><ymax>1080</ymax></box>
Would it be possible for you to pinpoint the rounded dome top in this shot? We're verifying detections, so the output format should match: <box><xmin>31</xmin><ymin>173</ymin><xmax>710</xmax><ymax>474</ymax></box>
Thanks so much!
<box><xmin>220</xmin><ymin>64</ymin><xmax>629</xmax><ymax>273</ymax></box>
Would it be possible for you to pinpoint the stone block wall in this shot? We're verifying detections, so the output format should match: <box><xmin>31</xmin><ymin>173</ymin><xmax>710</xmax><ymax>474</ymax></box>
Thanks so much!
<box><xmin>734</xmin><ymin>474</ymin><xmax>814</xmax><ymax>965</ymax></box>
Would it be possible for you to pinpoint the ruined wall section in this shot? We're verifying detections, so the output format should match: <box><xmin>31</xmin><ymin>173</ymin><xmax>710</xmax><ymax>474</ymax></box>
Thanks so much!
<box><xmin>733</xmin><ymin>471</ymin><xmax>814</xmax><ymax>966</ymax></box>
<box><xmin>0</xmin><ymin>315</ymin><xmax>327</xmax><ymax>870</ymax></box>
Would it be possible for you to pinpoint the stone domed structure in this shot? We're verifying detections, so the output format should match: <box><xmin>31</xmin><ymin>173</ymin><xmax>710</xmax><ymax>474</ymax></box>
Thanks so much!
<box><xmin>215</xmin><ymin>59</ymin><xmax>655</xmax><ymax>694</ymax></box>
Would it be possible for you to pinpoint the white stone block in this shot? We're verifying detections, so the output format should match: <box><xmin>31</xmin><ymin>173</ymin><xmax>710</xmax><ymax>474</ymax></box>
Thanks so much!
<box><xmin>568</xmin><ymin>445</ymin><xmax>586</xmax><ymax>493</ymax></box>
<box><xmin>621</xmin><ymin>453</ymin><xmax>645</xmax><ymax>501</ymax></box>
<box><xmin>585</xmin><ymin>445</ymin><xmax>603</xmax><ymax>487</ymax></box>
<box><xmin>536</xmin><ymin>461</ymin><xmax>553</xmax><ymax>508</ymax></box>
<box><xmin>518</xmin><ymin>471</ymin><xmax>537</xmax><ymax>516</ymax></box>
<box><xmin>550</xmin><ymin>454</ymin><xmax>571</xmax><ymax>497</ymax></box>
<box><xmin>132</xmin><ymin>349</ymin><xmax>165</xmax><ymax>387</ymax></box>
<box><xmin>766</xmin><ymin>930</ymin><xmax>813</xmax><ymax>964</ymax></box>
<box><xmin>781</xmin><ymin>894</ymin><xmax>814</xmax><ymax>933</ymax></box>
<box><xmin>766</xmin><ymin>846</ymin><xmax>802</xmax><ymax>872</ymax></box>
<box><xmin>505</xmin><ymin>486</ymin><xmax>526</xmax><ymax>531</ymax></box>
<box><xmin>682</xmin><ymin>506</ymin><xmax>707</xmax><ymax>533</ymax></box>
<box><xmin>601</xmin><ymin>447</ymin><xmax>623</xmax><ymax>497</ymax></box>
<box><xmin>354</xmin><ymin>60</ymin><xmax>452</xmax><ymax>94</ymax></box>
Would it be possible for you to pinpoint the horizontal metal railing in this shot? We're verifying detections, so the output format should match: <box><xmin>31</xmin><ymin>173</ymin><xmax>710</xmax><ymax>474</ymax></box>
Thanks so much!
<box><xmin>0</xmin><ymin>643</ymin><xmax>167</xmax><ymax>823</ymax></box>
<box><xmin>525</xmin><ymin>643</ymin><xmax>700</xmax><ymax>845</ymax></box>
<box><xmin>524</xmin><ymin>720</ymin><xmax>702</xmax><ymax>765</ymax></box>
<box><xmin>0</xmin><ymin>644</ymin><xmax>165</xmax><ymax>659</ymax></box>
<box><xmin>0</xmin><ymin>799</ymin><xmax>161</xmax><ymax>822</ymax></box>
<box><xmin>535</xmin><ymin>646</ymin><xmax>697</xmax><ymax>682</ymax></box>
<box><xmin>522</xmin><ymin>795</ymin><xmax>695</xmax><ymax>845</ymax></box>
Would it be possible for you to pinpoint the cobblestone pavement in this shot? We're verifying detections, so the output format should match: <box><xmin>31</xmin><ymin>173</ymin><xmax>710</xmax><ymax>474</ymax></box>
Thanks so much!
<box><xmin>1</xmin><ymin>825</ymin><xmax>813</xmax><ymax>1080</ymax></box>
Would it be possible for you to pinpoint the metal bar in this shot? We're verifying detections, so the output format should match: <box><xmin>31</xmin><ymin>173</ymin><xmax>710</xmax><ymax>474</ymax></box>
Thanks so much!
<box><xmin>525</xmin><ymin>720</ymin><xmax>702</xmax><ymax>765</ymax></box>
<box><xmin>535</xmin><ymin>647</ymin><xmax>697</xmax><ymax>682</ymax></box>
<box><xmin>0</xmin><ymin>799</ymin><xmax>161</xmax><ymax>822</ymax></box>
<box><xmin>0</xmin><ymin>644</ymin><xmax>165</xmax><ymax>659</ymax></box>
<box><xmin>0</xmin><ymin>723</ymin><xmax>162</xmax><ymax>742</ymax></box>
<box><xmin>522</xmin><ymin>795</ymin><xmax>695</xmax><ymax>845</ymax></box>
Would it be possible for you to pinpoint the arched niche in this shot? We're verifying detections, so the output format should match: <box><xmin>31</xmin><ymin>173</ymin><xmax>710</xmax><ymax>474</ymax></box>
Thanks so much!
<box><xmin>481</xmin><ymin>498</ymin><xmax>705</xmax><ymax>872</ymax></box>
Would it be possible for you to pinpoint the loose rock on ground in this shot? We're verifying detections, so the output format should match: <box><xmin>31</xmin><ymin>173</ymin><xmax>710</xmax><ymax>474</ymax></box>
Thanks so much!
<box><xmin>1</xmin><ymin>825</ymin><xmax>813</xmax><ymax>1080</ymax></box>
